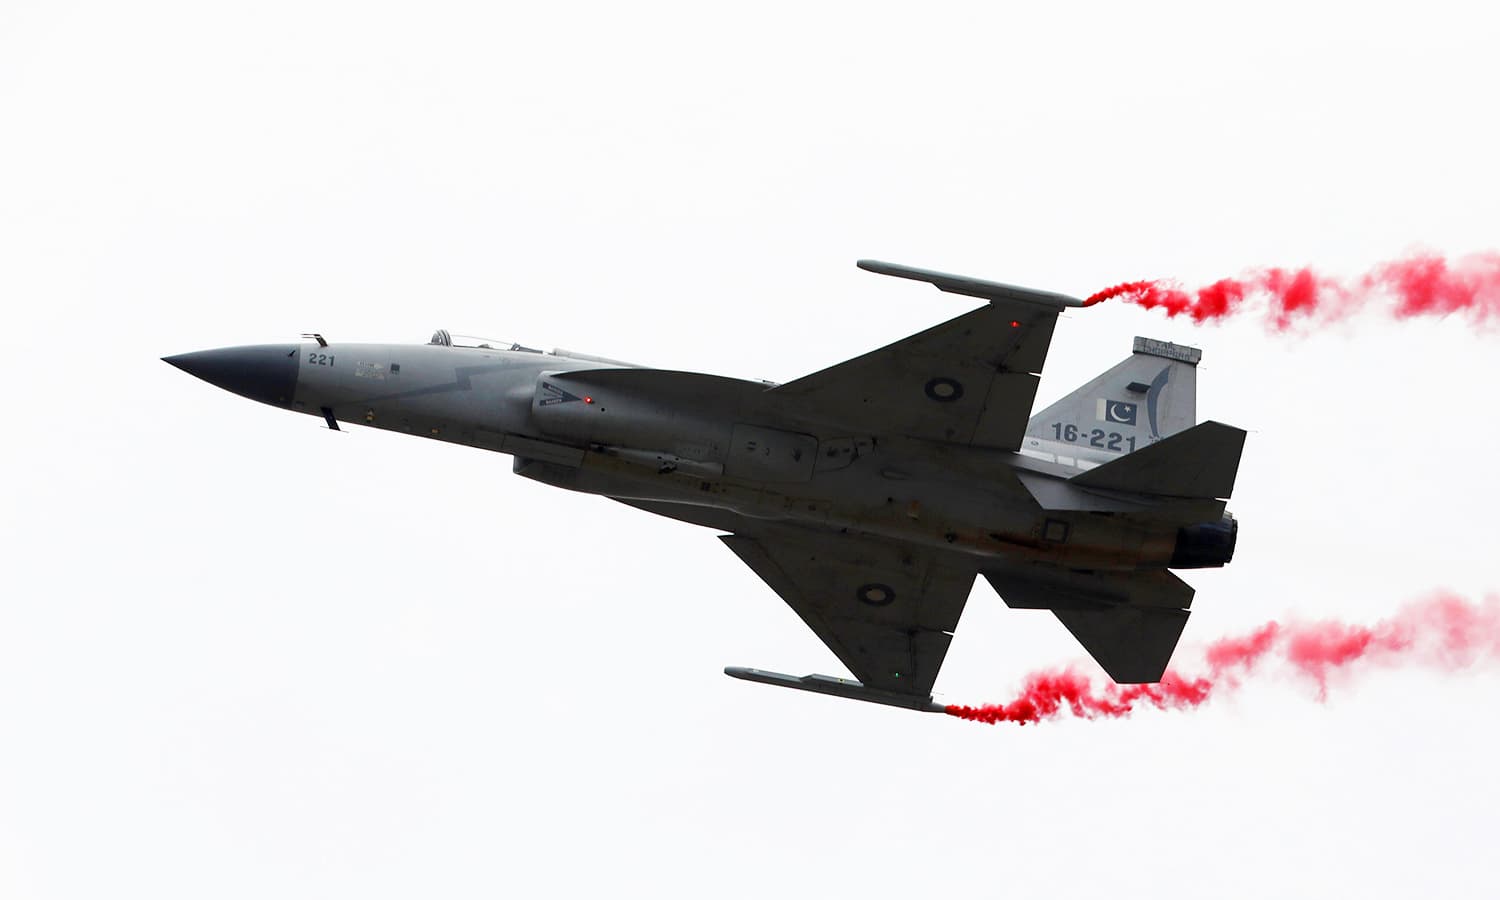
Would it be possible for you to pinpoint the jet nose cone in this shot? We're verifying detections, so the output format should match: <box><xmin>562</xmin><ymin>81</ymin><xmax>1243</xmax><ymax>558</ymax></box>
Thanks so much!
<box><xmin>163</xmin><ymin>344</ymin><xmax>301</xmax><ymax>408</ymax></box>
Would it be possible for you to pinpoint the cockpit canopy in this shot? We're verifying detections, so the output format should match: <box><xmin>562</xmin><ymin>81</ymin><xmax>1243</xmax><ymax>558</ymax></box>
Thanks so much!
<box><xmin>427</xmin><ymin>328</ymin><xmax>641</xmax><ymax>368</ymax></box>
<box><xmin>429</xmin><ymin>329</ymin><xmax>542</xmax><ymax>354</ymax></box>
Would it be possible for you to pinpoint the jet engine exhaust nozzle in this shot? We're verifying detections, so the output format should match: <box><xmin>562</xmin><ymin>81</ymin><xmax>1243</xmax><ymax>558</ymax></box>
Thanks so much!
<box><xmin>1170</xmin><ymin>514</ymin><xmax>1237</xmax><ymax>569</ymax></box>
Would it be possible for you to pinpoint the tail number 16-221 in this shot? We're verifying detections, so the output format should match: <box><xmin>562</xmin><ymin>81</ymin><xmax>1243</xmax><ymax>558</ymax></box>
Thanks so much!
<box><xmin>1050</xmin><ymin>422</ymin><xmax>1136</xmax><ymax>452</ymax></box>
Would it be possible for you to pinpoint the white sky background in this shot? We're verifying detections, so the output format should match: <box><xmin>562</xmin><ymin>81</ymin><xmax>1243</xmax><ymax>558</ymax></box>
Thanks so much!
<box><xmin>2</xmin><ymin>1</ymin><xmax>1498</xmax><ymax>897</ymax></box>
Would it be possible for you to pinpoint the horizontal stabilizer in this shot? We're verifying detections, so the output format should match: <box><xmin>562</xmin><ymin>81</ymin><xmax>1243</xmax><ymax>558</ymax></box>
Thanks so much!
<box><xmin>1070</xmin><ymin>420</ymin><xmax>1246</xmax><ymax>499</ymax></box>
<box><xmin>986</xmin><ymin>567</ymin><xmax>1195</xmax><ymax>611</ymax></box>
<box><xmin>724</xmin><ymin>667</ymin><xmax>946</xmax><ymax>713</ymax></box>
<box><xmin>1052</xmin><ymin>606</ymin><xmax>1190</xmax><ymax>683</ymax></box>
<box><xmin>1013</xmin><ymin>470</ymin><xmax>1155</xmax><ymax>513</ymax></box>
<box><xmin>985</xmin><ymin>567</ymin><xmax>1195</xmax><ymax>683</ymax></box>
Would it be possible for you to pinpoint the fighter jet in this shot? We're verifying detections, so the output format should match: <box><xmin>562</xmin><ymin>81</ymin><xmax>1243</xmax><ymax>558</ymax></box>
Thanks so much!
<box><xmin>164</xmin><ymin>260</ymin><xmax>1244</xmax><ymax>714</ymax></box>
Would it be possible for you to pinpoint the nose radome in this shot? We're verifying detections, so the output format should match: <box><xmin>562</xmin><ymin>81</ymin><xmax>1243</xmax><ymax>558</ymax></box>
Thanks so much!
<box><xmin>163</xmin><ymin>344</ymin><xmax>301</xmax><ymax>408</ymax></box>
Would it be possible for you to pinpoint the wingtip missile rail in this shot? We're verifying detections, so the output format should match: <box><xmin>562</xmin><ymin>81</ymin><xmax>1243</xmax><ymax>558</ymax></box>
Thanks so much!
<box><xmin>856</xmin><ymin>259</ymin><xmax>1087</xmax><ymax>310</ymax></box>
<box><xmin>724</xmin><ymin>667</ymin><xmax>948</xmax><ymax>713</ymax></box>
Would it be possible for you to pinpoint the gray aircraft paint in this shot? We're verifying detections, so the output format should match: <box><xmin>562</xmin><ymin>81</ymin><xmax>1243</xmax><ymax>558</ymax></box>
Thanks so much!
<box><xmin>164</xmin><ymin>261</ymin><xmax>1246</xmax><ymax>713</ymax></box>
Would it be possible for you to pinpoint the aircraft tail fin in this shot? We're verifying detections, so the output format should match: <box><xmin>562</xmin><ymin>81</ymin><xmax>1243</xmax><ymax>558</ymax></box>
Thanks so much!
<box><xmin>1070</xmin><ymin>420</ymin><xmax>1247</xmax><ymax>499</ymax></box>
<box><xmin>1025</xmin><ymin>337</ymin><xmax>1200</xmax><ymax>452</ymax></box>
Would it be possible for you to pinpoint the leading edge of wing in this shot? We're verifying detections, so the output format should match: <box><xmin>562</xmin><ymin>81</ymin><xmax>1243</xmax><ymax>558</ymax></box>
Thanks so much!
<box><xmin>856</xmin><ymin>259</ymin><xmax>1086</xmax><ymax>310</ymax></box>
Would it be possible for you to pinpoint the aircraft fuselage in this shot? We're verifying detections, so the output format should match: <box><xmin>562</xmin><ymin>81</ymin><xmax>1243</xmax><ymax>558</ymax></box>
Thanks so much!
<box><xmin>170</xmin><ymin>339</ymin><xmax>1191</xmax><ymax>571</ymax></box>
<box><xmin>164</xmin><ymin>260</ymin><xmax>1247</xmax><ymax>706</ymax></box>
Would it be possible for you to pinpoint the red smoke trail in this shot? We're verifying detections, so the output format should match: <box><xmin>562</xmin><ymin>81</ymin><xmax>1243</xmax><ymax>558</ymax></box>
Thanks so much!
<box><xmin>1084</xmin><ymin>252</ymin><xmax>1500</xmax><ymax>329</ymax></box>
<box><xmin>945</xmin><ymin>592</ymin><xmax>1500</xmax><ymax>726</ymax></box>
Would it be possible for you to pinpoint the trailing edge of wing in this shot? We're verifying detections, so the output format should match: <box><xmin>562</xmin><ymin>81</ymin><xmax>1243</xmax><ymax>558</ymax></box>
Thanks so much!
<box><xmin>857</xmin><ymin>260</ymin><xmax>1086</xmax><ymax>310</ymax></box>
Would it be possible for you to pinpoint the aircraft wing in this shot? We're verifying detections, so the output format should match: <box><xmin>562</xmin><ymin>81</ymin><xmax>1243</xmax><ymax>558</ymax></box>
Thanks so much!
<box><xmin>767</xmin><ymin>261</ymin><xmax>1083</xmax><ymax>451</ymax></box>
<box><xmin>721</xmin><ymin>529</ymin><xmax>976</xmax><ymax>698</ymax></box>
